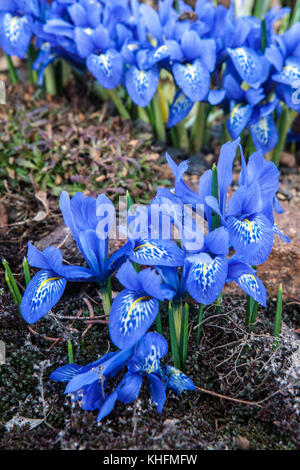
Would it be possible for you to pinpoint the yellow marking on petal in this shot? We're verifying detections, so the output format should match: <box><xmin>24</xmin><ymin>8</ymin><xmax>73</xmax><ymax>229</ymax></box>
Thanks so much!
<box><xmin>134</xmin><ymin>243</ymin><xmax>153</xmax><ymax>252</ymax></box>
<box><xmin>203</xmin><ymin>263</ymin><xmax>207</xmax><ymax>276</ymax></box>
<box><xmin>243</xmin><ymin>218</ymin><xmax>253</xmax><ymax>236</ymax></box>
<box><xmin>241</xmin><ymin>81</ymin><xmax>250</xmax><ymax>91</ymax></box>
<box><xmin>126</xmin><ymin>296</ymin><xmax>151</xmax><ymax>320</ymax></box>
<box><xmin>148</xmin><ymin>363</ymin><xmax>155</xmax><ymax>374</ymax></box>
<box><xmin>37</xmin><ymin>277</ymin><xmax>61</xmax><ymax>294</ymax></box>
<box><xmin>10</xmin><ymin>16</ymin><xmax>18</xmax><ymax>35</ymax></box>
<box><xmin>186</xmin><ymin>63</ymin><xmax>195</xmax><ymax>79</ymax></box>
<box><xmin>230</xmin><ymin>103</ymin><xmax>243</xmax><ymax>121</ymax></box>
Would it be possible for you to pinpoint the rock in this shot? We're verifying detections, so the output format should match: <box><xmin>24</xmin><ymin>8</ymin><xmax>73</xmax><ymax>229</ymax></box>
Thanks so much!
<box><xmin>280</xmin><ymin>152</ymin><xmax>296</xmax><ymax>168</ymax></box>
<box><xmin>235</xmin><ymin>436</ymin><xmax>250</xmax><ymax>450</ymax></box>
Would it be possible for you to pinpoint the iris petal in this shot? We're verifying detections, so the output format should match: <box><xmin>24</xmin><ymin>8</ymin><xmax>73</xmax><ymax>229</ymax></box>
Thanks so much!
<box><xmin>0</xmin><ymin>13</ymin><xmax>32</xmax><ymax>57</ymax></box>
<box><xmin>227</xmin><ymin>101</ymin><xmax>252</xmax><ymax>140</ymax></box>
<box><xmin>109</xmin><ymin>289</ymin><xmax>159</xmax><ymax>349</ymax></box>
<box><xmin>227</xmin><ymin>47</ymin><xmax>270</xmax><ymax>89</ymax></box>
<box><xmin>50</xmin><ymin>364</ymin><xmax>81</xmax><ymax>383</ymax></box>
<box><xmin>226</xmin><ymin>213</ymin><xmax>274</xmax><ymax>265</ymax></box>
<box><xmin>20</xmin><ymin>269</ymin><xmax>66</xmax><ymax>324</ymax></box>
<box><xmin>250</xmin><ymin>114</ymin><xmax>278</xmax><ymax>154</ymax></box>
<box><xmin>173</xmin><ymin>59</ymin><xmax>210</xmax><ymax>102</ymax></box>
<box><xmin>87</xmin><ymin>49</ymin><xmax>123</xmax><ymax>89</ymax></box>
<box><xmin>168</xmin><ymin>91</ymin><xmax>194</xmax><ymax>128</ymax></box>
<box><xmin>186</xmin><ymin>254</ymin><xmax>228</xmax><ymax>304</ymax></box>
<box><xmin>235</xmin><ymin>273</ymin><xmax>267</xmax><ymax>306</ymax></box>
<box><xmin>125</xmin><ymin>65</ymin><xmax>159</xmax><ymax>107</ymax></box>
<box><xmin>130</xmin><ymin>239</ymin><xmax>184</xmax><ymax>267</ymax></box>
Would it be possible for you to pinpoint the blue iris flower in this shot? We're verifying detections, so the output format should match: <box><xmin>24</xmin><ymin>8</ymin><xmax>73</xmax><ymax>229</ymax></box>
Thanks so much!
<box><xmin>20</xmin><ymin>191</ymin><xmax>133</xmax><ymax>324</ymax></box>
<box><xmin>51</xmin><ymin>332</ymin><xmax>195</xmax><ymax>421</ymax></box>
<box><xmin>185</xmin><ymin>227</ymin><xmax>229</xmax><ymax>305</ymax></box>
<box><xmin>50</xmin><ymin>343</ymin><xmax>135</xmax><ymax>414</ymax></box>
<box><xmin>99</xmin><ymin>332</ymin><xmax>168</xmax><ymax>420</ymax></box>
<box><xmin>226</xmin><ymin>259</ymin><xmax>267</xmax><ymax>306</ymax></box>
<box><xmin>109</xmin><ymin>260</ymin><xmax>175</xmax><ymax>350</ymax></box>
<box><xmin>269</xmin><ymin>23</ymin><xmax>300</xmax><ymax>113</ymax></box>
<box><xmin>0</xmin><ymin>0</ymin><xmax>42</xmax><ymax>57</ymax></box>
<box><xmin>224</xmin><ymin>70</ymin><xmax>279</xmax><ymax>153</ymax></box>
<box><xmin>43</xmin><ymin>0</ymin><xmax>128</xmax><ymax>90</ymax></box>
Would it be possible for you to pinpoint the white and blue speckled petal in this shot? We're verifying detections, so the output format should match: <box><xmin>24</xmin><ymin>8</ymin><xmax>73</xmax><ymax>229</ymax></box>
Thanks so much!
<box><xmin>172</xmin><ymin>59</ymin><xmax>210</xmax><ymax>102</ymax></box>
<box><xmin>0</xmin><ymin>13</ymin><xmax>32</xmax><ymax>57</ymax></box>
<box><xmin>250</xmin><ymin>114</ymin><xmax>278</xmax><ymax>154</ymax></box>
<box><xmin>163</xmin><ymin>365</ymin><xmax>195</xmax><ymax>395</ymax></box>
<box><xmin>272</xmin><ymin>57</ymin><xmax>300</xmax><ymax>86</ymax></box>
<box><xmin>235</xmin><ymin>273</ymin><xmax>267</xmax><ymax>306</ymax></box>
<box><xmin>20</xmin><ymin>269</ymin><xmax>66</xmax><ymax>324</ymax></box>
<box><xmin>109</xmin><ymin>290</ymin><xmax>159</xmax><ymax>349</ymax></box>
<box><xmin>168</xmin><ymin>91</ymin><xmax>194</xmax><ymax>128</ymax></box>
<box><xmin>87</xmin><ymin>49</ymin><xmax>123</xmax><ymax>89</ymax></box>
<box><xmin>186</xmin><ymin>254</ymin><xmax>228</xmax><ymax>305</ymax></box>
<box><xmin>130</xmin><ymin>239</ymin><xmax>184</xmax><ymax>267</ymax></box>
<box><xmin>226</xmin><ymin>213</ymin><xmax>274</xmax><ymax>265</ymax></box>
<box><xmin>227</xmin><ymin>47</ymin><xmax>270</xmax><ymax>89</ymax></box>
<box><xmin>227</xmin><ymin>101</ymin><xmax>252</xmax><ymax>140</ymax></box>
<box><xmin>125</xmin><ymin>65</ymin><xmax>159</xmax><ymax>107</ymax></box>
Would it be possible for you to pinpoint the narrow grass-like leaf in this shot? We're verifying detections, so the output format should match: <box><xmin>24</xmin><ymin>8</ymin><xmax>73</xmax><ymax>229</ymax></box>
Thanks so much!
<box><xmin>2</xmin><ymin>259</ymin><xmax>22</xmax><ymax>305</ymax></box>
<box><xmin>168</xmin><ymin>302</ymin><xmax>181</xmax><ymax>369</ymax></box>
<box><xmin>211</xmin><ymin>164</ymin><xmax>221</xmax><ymax>231</ymax></box>
<box><xmin>22</xmin><ymin>257</ymin><xmax>31</xmax><ymax>286</ymax></box>
<box><xmin>180</xmin><ymin>303</ymin><xmax>189</xmax><ymax>372</ymax></box>
<box><xmin>68</xmin><ymin>339</ymin><xmax>74</xmax><ymax>364</ymax></box>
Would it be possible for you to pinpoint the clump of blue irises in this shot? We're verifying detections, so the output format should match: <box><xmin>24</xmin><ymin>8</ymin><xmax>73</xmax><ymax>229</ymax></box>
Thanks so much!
<box><xmin>19</xmin><ymin>137</ymin><xmax>289</xmax><ymax>421</ymax></box>
<box><xmin>1</xmin><ymin>0</ymin><xmax>299</xmax><ymax>158</ymax></box>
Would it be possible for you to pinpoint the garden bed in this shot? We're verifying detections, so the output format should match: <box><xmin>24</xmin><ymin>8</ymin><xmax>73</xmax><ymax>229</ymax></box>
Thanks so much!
<box><xmin>0</xmin><ymin>82</ymin><xmax>300</xmax><ymax>450</ymax></box>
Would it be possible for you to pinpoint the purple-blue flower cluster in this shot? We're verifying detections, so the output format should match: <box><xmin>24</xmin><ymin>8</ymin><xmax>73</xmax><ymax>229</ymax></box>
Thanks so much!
<box><xmin>19</xmin><ymin>137</ymin><xmax>289</xmax><ymax>421</ymax></box>
<box><xmin>1</xmin><ymin>0</ymin><xmax>299</xmax><ymax>153</ymax></box>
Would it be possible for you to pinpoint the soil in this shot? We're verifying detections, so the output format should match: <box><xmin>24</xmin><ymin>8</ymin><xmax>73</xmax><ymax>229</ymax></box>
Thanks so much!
<box><xmin>0</xmin><ymin>81</ymin><xmax>299</xmax><ymax>450</ymax></box>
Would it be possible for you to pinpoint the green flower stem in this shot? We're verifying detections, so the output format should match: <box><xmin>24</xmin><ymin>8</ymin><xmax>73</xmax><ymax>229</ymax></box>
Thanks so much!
<box><xmin>93</xmin><ymin>81</ymin><xmax>109</xmax><ymax>101</ymax></box>
<box><xmin>216</xmin><ymin>293</ymin><xmax>222</xmax><ymax>315</ymax></box>
<box><xmin>250</xmin><ymin>301</ymin><xmax>258</xmax><ymax>330</ymax></box>
<box><xmin>137</xmin><ymin>106</ymin><xmax>150</xmax><ymax>123</ymax></box>
<box><xmin>170</xmin><ymin>127</ymin><xmax>179</xmax><ymax>148</ymax></box>
<box><xmin>27</xmin><ymin>43</ymin><xmax>37</xmax><ymax>86</ymax></box>
<box><xmin>180</xmin><ymin>303</ymin><xmax>189</xmax><ymax>372</ymax></box>
<box><xmin>22</xmin><ymin>257</ymin><xmax>31</xmax><ymax>287</ymax></box>
<box><xmin>289</xmin><ymin>0</ymin><xmax>300</xmax><ymax>26</ymax></box>
<box><xmin>152</xmin><ymin>90</ymin><xmax>166</xmax><ymax>142</ymax></box>
<box><xmin>3</xmin><ymin>259</ymin><xmax>22</xmax><ymax>305</ymax></box>
<box><xmin>100</xmin><ymin>280</ymin><xmax>112</xmax><ymax>318</ymax></box>
<box><xmin>191</xmin><ymin>102</ymin><xmax>206</xmax><ymax>153</ymax></box>
<box><xmin>44</xmin><ymin>64</ymin><xmax>57</xmax><ymax>95</ymax></box>
<box><xmin>254</xmin><ymin>0</ymin><xmax>271</xmax><ymax>18</ymax></box>
<box><xmin>172</xmin><ymin>300</ymin><xmax>182</xmax><ymax>349</ymax></box>
<box><xmin>245</xmin><ymin>295</ymin><xmax>252</xmax><ymax>326</ymax></box>
<box><xmin>5</xmin><ymin>54</ymin><xmax>19</xmax><ymax>85</ymax></box>
<box><xmin>211</xmin><ymin>164</ymin><xmax>221</xmax><ymax>231</ymax></box>
<box><xmin>106</xmin><ymin>88</ymin><xmax>130</xmax><ymax>120</ymax></box>
<box><xmin>196</xmin><ymin>303</ymin><xmax>204</xmax><ymax>345</ymax></box>
<box><xmin>68</xmin><ymin>339</ymin><xmax>74</xmax><ymax>364</ymax></box>
<box><xmin>168</xmin><ymin>302</ymin><xmax>181</xmax><ymax>369</ymax></box>
<box><xmin>272</xmin><ymin>106</ymin><xmax>297</xmax><ymax>166</ymax></box>
<box><xmin>176</xmin><ymin>121</ymin><xmax>189</xmax><ymax>151</ymax></box>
